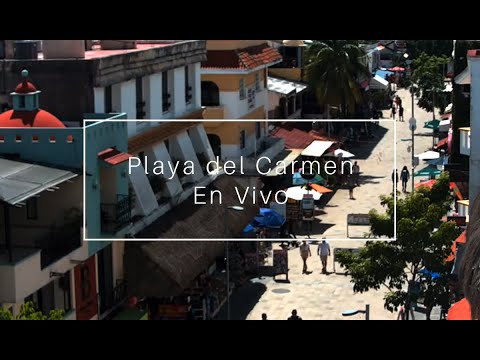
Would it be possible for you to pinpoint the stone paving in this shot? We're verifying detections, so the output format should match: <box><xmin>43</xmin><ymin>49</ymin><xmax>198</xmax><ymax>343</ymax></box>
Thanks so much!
<box><xmin>243</xmin><ymin>89</ymin><xmax>440</xmax><ymax>320</ymax></box>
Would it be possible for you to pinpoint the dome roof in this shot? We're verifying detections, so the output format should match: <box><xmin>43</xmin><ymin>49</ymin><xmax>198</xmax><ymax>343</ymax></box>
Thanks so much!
<box><xmin>14</xmin><ymin>81</ymin><xmax>38</xmax><ymax>94</ymax></box>
<box><xmin>0</xmin><ymin>109</ymin><xmax>65</xmax><ymax>128</ymax></box>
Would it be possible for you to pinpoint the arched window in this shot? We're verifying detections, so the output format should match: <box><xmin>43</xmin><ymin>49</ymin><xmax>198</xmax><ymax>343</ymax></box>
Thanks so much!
<box><xmin>201</xmin><ymin>81</ymin><xmax>220</xmax><ymax>106</ymax></box>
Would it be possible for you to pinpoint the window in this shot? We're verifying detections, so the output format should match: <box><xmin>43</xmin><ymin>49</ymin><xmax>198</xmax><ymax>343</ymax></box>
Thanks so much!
<box><xmin>26</xmin><ymin>197</ymin><xmax>38</xmax><ymax>220</ymax></box>
<box><xmin>18</xmin><ymin>96</ymin><xmax>25</xmax><ymax>109</ymax></box>
<box><xmin>239</xmin><ymin>79</ymin><xmax>246</xmax><ymax>100</ymax></box>
<box><xmin>256</xmin><ymin>122</ymin><xmax>262</xmax><ymax>139</ymax></box>
<box><xmin>240</xmin><ymin>130</ymin><xmax>246</xmax><ymax>150</ymax></box>
<box><xmin>59</xmin><ymin>271</ymin><xmax>72</xmax><ymax>313</ymax></box>
<box><xmin>162</xmin><ymin>71</ymin><xmax>170</xmax><ymax>113</ymax></box>
<box><xmin>104</xmin><ymin>85</ymin><xmax>112</xmax><ymax>113</ymax></box>
<box><xmin>255</xmin><ymin>73</ymin><xmax>261</xmax><ymax>91</ymax></box>
<box><xmin>185</xmin><ymin>66</ymin><xmax>192</xmax><ymax>103</ymax></box>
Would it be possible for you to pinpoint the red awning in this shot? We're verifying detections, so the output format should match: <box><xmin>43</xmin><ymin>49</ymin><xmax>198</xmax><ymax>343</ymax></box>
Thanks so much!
<box><xmin>446</xmin><ymin>231</ymin><xmax>466</xmax><ymax>262</ymax></box>
<box><xmin>98</xmin><ymin>148</ymin><xmax>132</xmax><ymax>166</ymax></box>
<box><xmin>448</xmin><ymin>298</ymin><xmax>472</xmax><ymax>320</ymax></box>
<box><xmin>451</xmin><ymin>182</ymin><xmax>468</xmax><ymax>200</ymax></box>
<box><xmin>436</xmin><ymin>137</ymin><xmax>448</xmax><ymax>149</ymax></box>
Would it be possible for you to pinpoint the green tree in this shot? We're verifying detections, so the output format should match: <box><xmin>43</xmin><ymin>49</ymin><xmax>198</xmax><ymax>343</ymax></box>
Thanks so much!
<box><xmin>410</xmin><ymin>53</ymin><xmax>450</xmax><ymax>114</ymax></box>
<box><xmin>406</xmin><ymin>40</ymin><xmax>453</xmax><ymax>59</ymax></box>
<box><xmin>0</xmin><ymin>302</ymin><xmax>64</xmax><ymax>320</ymax></box>
<box><xmin>336</xmin><ymin>173</ymin><xmax>462</xmax><ymax>319</ymax></box>
<box><xmin>305</xmin><ymin>40</ymin><xmax>369</xmax><ymax>118</ymax></box>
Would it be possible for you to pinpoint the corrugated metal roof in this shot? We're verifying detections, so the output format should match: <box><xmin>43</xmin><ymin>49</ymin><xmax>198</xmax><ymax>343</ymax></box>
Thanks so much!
<box><xmin>0</xmin><ymin>158</ymin><xmax>78</xmax><ymax>205</ymax></box>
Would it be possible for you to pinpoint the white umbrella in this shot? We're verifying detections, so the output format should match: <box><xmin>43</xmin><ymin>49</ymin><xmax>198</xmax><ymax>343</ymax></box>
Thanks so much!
<box><xmin>324</xmin><ymin>149</ymin><xmax>355</xmax><ymax>158</ymax></box>
<box><xmin>286</xmin><ymin>186</ymin><xmax>322</xmax><ymax>201</ymax></box>
<box><xmin>415</xmin><ymin>150</ymin><xmax>440</xmax><ymax>160</ymax></box>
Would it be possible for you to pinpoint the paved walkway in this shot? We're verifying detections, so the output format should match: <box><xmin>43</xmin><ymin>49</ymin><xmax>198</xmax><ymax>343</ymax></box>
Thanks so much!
<box><xmin>240</xmin><ymin>89</ymin><xmax>439</xmax><ymax>320</ymax></box>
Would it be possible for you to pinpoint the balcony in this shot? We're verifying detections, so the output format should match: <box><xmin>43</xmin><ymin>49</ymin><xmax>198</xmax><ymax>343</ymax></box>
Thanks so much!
<box><xmin>101</xmin><ymin>195</ymin><xmax>132</xmax><ymax>235</ymax></box>
<box><xmin>202</xmin><ymin>106</ymin><xmax>225</xmax><ymax>119</ymax></box>
<box><xmin>38</xmin><ymin>225</ymin><xmax>82</xmax><ymax>269</ymax></box>
<box><xmin>99</xmin><ymin>279</ymin><xmax>128</xmax><ymax>319</ymax></box>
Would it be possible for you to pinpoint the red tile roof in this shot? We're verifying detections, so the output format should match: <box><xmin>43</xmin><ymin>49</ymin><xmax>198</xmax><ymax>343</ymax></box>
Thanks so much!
<box><xmin>270</xmin><ymin>127</ymin><xmax>340</xmax><ymax>150</ymax></box>
<box><xmin>98</xmin><ymin>148</ymin><xmax>132</xmax><ymax>166</ymax></box>
<box><xmin>203</xmin><ymin>44</ymin><xmax>282</xmax><ymax>70</ymax></box>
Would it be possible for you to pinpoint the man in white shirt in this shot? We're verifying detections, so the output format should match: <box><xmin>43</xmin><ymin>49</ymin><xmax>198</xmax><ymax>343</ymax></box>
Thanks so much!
<box><xmin>317</xmin><ymin>240</ymin><xmax>331</xmax><ymax>274</ymax></box>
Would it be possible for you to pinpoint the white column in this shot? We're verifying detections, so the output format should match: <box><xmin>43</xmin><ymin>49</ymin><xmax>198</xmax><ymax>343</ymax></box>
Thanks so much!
<box><xmin>94</xmin><ymin>87</ymin><xmax>105</xmax><ymax>113</ymax></box>
<box><xmin>194</xmin><ymin>63</ymin><xmax>201</xmax><ymax>109</ymax></box>
<box><xmin>148</xmin><ymin>73</ymin><xmax>163</xmax><ymax>118</ymax></box>
<box><xmin>469</xmin><ymin>58</ymin><xmax>480</xmax><ymax>205</ymax></box>
<box><xmin>173</xmin><ymin>67</ymin><xmax>186</xmax><ymax>117</ymax></box>
<box><xmin>169</xmin><ymin>131</ymin><xmax>204</xmax><ymax>182</ymax></box>
<box><xmin>120</xmin><ymin>79</ymin><xmax>136</xmax><ymax>119</ymax></box>
<box><xmin>151</xmin><ymin>142</ymin><xmax>183</xmax><ymax>197</ymax></box>
<box><xmin>189</xmin><ymin>124</ymin><xmax>216</xmax><ymax>162</ymax></box>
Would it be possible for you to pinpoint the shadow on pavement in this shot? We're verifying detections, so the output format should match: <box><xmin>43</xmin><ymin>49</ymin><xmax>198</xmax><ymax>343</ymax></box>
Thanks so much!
<box><xmin>214</xmin><ymin>281</ymin><xmax>267</xmax><ymax>320</ymax></box>
<box><xmin>346</xmin><ymin>124</ymin><xmax>390</xmax><ymax>160</ymax></box>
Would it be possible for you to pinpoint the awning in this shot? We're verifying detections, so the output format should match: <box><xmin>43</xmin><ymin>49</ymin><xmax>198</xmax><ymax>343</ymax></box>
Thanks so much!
<box><xmin>98</xmin><ymin>147</ymin><xmax>132</xmax><ymax>166</ymax></box>
<box><xmin>301</xmin><ymin>140</ymin><xmax>334</xmax><ymax>157</ymax></box>
<box><xmin>415</xmin><ymin>151</ymin><xmax>440</xmax><ymax>160</ymax></box>
<box><xmin>452</xmin><ymin>182</ymin><xmax>468</xmax><ymax>200</ymax></box>
<box><xmin>267</xmin><ymin>76</ymin><xmax>308</xmax><ymax>95</ymax></box>
<box><xmin>448</xmin><ymin>298</ymin><xmax>472</xmax><ymax>320</ymax></box>
<box><xmin>424</xmin><ymin>119</ymin><xmax>440</xmax><ymax>130</ymax></box>
<box><xmin>439</xmin><ymin>120</ymin><xmax>450</xmax><ymax>133</ymax></box>
<box><xmin>414</xmin><ymin>166</ymin><xmax>442</xmax><ymax>177</ymax></box>
<box><xmin>454</xmin><ymin>67</ymin><xmax>470</xmax><ymax>85</ymax></box>
<box><xmin>369</xmin><ymin>75</ymin><xmax>389</xmax><ymax>90</ymax></box>
<box><xmin>265</xmin><ymin>149</ymin><xmax>302</xmax><ymax>177</ymax></box>
<box><xmin>446</xmin><ymin>231</ymin><xmax>466</xmax><ymax>262</ymax></box>
<box><xmin>0</xmin><ymin>158</ymin><xmax>78</xmax><ymax>206</ymax></box>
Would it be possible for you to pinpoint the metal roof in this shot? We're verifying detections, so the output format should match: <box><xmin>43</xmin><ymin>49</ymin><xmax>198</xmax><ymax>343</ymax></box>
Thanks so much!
<box><xmin>0</xmin><ymin>158</ymin><xmax>78</xmax><ymax>205</ymax></box>
<box><xmin>267</xmin><ymin>76</ymin><xmax>308</xmax><ymax>95</ymax></box>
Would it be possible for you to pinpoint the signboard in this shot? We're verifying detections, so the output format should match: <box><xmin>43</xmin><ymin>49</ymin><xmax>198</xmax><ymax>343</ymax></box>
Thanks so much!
<box><xmin>286</xmin><ymin>200</ymin><xmax>301</xmax><ymax>221</ymax></box>
<box><xmin>347</xmin><ymin>214</ymin><xmax>370</xmax><ymax>226</ymax></box>
<box><xmin>74</xmin><ymin>255</ymin><xmax>98</xmax><ymax>320</ymax></box>
<box><xmin>302</xmin><ymin>195</ymin><xmax>315</xmax><ymax>221</ymax></box>
<box><xmin>273</xmin><ymin>249</ymin><xmax>288</xmax><ymax>276</ymax></box>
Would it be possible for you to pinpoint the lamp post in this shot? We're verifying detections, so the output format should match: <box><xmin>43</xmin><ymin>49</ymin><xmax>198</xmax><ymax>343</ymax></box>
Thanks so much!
<box><xmin>409</xmin><ymin>81</ymin><xmax>417</xmax><ymax>194</ymax></box>
<box><xmin>342</xmin><ymin>304</ymin><xmax>370</xmax><ymax>320</ymax></box>
<box><xmin>225</xmin><ymin>205</ymin><xmax>244</xmax><ymax>320</ymax></box>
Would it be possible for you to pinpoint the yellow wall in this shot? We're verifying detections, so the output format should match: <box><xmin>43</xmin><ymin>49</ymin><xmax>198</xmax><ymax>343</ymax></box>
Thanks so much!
<box><xmin>203</xmin><ymin>106</ymin><xmax>265</xmax><ymax>145</ymax></box>
<box><xmin>268</xmin><ymin>68</ymin><xmax>303</xmax><ymax>82</ymax></box>
<box><xmin>202</xmin><ymin>71</ymin><xmax>264</xmax><ymax>92</ymax></box>
<box><xmin>206</xmin><ymin>40</ymin><xmax>267</xmax><ymax>50</ymax></box>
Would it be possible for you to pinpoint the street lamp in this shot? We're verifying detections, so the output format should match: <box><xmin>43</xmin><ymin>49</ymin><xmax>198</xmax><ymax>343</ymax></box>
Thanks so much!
<box><xmin>225</xmin><ymin>205</ymin><xmax>245</xmax><ymax>320</ymax></box>
<box><xmin>342</xmin><ymin>304</ymin><xmax>370</xmax><ymax>320</ymax></box>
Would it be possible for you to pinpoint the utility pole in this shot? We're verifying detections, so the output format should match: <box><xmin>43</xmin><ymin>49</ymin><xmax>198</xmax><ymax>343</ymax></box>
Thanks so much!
<box><xmin>410</xmin><ymin>87</ymin><xmax>416</xmax><ymax>193</ymax></box>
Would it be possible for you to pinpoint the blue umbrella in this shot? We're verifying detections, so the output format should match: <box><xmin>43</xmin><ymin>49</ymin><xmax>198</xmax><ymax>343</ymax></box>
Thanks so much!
<box><xmin>292</xmin><ymin>172</ymin><xmax>325</xmax><ymax>186</ymax></box>
<box><xmin>243</xmin><ymin>224</ymin><xmax>256</xmax><ymax>234</ymax></box>
<box><xmin>252</xmin><ymin>208</ymin><xmax>286</xmax><ymax>229</ymax></box>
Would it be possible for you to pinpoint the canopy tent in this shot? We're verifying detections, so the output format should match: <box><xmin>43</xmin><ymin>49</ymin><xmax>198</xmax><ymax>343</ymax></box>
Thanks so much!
<box><xmin>324</xmin><ymin>149</ymin><xmax>355</xmax><ymax>158</ymax></box>
<box><xmin>251</xmin><ymin>208</ymin><xmax>286</xmax><ymax>229</ymax></box>
<box><xmin>424</xmin><ymin>119</ymin><xmax>440</xmax><ymax>130</ymax></box>
<box><xmin>301</xmin><ymin>140</ymin><xmax>334</xmax><ymax>157</ymax></box>
<box><xmin>375</xmin><ymin>69</ymin><xmax>394</xmax><ymax>79</ymax></box>
<box><xmin>292</xmin><ymin>172</ymin><xmax>325</xmax><ymax>186</ymax></box>
<box><xmin>414</xmin><ymin>166</ymin><xmax>442</xmax><ymax>177</ymax></box>
<box><xmin>309</xmin><ymin>183</ymin><xmax>333</xmax><ymax>194</ymax></box>
<box><xmin>286</xmin><ymin>186</ymin><xmax>322</xmax><ymax>201</ymax></box>
<box><xmin>369</xmin><ymin>75</ymin><xmax>389</xmax><ymax>90</ymax></box>
<box><xmin>415</xmin><ymin>150</ymin><xmax>441</xmax><ymax>160</ymax></box>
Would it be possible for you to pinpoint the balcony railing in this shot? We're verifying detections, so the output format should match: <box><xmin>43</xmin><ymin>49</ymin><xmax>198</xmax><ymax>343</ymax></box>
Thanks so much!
<box><xmin>101</xmin><ymin>195</ymin><xmax>132</xmax><ymax>234</ymax></box>
<box><xmin>37</xmin><ymin>225</ymin><xmax>82</xmax><ymax>269</ymax></box>
<box><xmin>99</xmin><ymin>279</ymin><xmax>128</xmax><ymax>318</ymax></box>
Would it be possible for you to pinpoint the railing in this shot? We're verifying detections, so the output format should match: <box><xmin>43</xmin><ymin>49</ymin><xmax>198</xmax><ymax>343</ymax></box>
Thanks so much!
<box><xmin>38</xmin><ymin>226</ymin><xmax>82</xmax><ymax>269</ymax></box>
<box><xmin>99</xmin><ymin>279</ymin><xmax>128</xmax><ymax>319</ymax></box>
<box><xmin>100</xmin><ymin>195</ymin><xmax>132</xmax><ymax>234</ymax></box>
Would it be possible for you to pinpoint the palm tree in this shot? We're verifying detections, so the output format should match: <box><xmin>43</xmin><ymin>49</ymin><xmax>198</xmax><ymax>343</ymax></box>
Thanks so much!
<box><xmin>305</xmin><ymin>40</ymin><xmax>369</xmax><ymax>118</ymax></box>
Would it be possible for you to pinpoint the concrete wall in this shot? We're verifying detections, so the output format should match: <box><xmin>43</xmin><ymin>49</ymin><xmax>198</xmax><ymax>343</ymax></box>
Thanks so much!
<box><xmin>469</xmin><ymin>57</ymin><xmax>480</xmax><ymax>204</ymax></box>
<box><xmin>150</xmin><ymin>142</ymin><xmax>183</xmax><ymax>198</ymax></box>
<box><xmin>169</xmin><ymin>131</ymin><xmax>204</xmax><ymax>183</ymax></box>
<box><xmin>84</xmin><ymin>120</ymin><xmax>129</xmax><ymax>239</ymax></box>
<box><xmin>0</xmin><ymin>128</ymin><xmax>84</xmax><ymax>170</ymax></box>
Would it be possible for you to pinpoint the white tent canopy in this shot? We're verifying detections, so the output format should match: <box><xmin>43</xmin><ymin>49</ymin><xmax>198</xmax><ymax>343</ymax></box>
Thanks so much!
<box><xmin>324</xmin><ymin>149</ymin><xmax>355</xmax><ymax>158</ymax></box>
<box><xmin>415</xmin><ymin>150</ymin><xmax>441</xmax><ymax>160</ymax></box>
<box><xmin>301</xmin><ymin>140</ymin><xmax>334</xmax><ymax>157</ymax></box>
<box><xmin>369</xmin><ymin>75</ymin><xmax>389</xmax><ymax>90</ymax></box>
<box><xmin>439</xmin><ymin>119</ymin><xmax>451</xmax><ymax>132</ymax></box>
<box><xmin>286</xmin><ymin>186</ymin><xmax>322</xmax><ymax>201</ymax></box>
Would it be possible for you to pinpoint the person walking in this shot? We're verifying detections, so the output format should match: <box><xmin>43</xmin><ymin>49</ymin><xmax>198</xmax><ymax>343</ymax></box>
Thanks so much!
<box><xmin>401</xmin><ymin>166</ymin><xmax>410</xmax><ymax>193</ymax></box>
<box><xmin>399</xmin><ymin>106</ymin><xmax>404</xmax><ymax>122</ymax></box>
<box><xmin>299</xmin><ymin>241</ymin><xmax>311</xmax><ymax>274</ymax></box>
<box><xmin>317</xmin><ymin>240</ymin><xmax>331</xmax><ymax>274</ymax></box>
<box><xmin>391</xmin><ymin>105</ymin><xmax>396</xmax><ymax>121</ymax></box>
<box><xmin>353</xmin><ymin>161</ymin><xmax>360</xmax><ymax>186</ymax></box>
<box><xmin>392</xmin><ymin>169</ymin><xmax>399</xmax><ymax>192</ymax></box>
<box><xmin>348</xmin><ymin>175</ymin><xmax>356</xmax><ymax>200</ymax></box>
<box><xmin>287</xmin><ymin>309</ymin><xmax>302</xmax><ymax>320</ymax></box>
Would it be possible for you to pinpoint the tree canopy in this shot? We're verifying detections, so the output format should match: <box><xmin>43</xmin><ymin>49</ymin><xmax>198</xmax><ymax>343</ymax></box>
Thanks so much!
<box><xmin>406</xmin><ymin>40</ymin><xmax>453</xmax><ymax>59</ymax></box>
<box><xmin>305</xmin><ymin>40</ymin><xmax>369</xmax><ymax>117</ymax></box>
<box><xmin>0</xmin><ymin>302</ymin><xmax>64</xmax><ymax>320</ymax></box>
<box><xmin>336</xmin><ymin>173</ymin><xmax>462</xmax><ymax>318</ymax></box>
